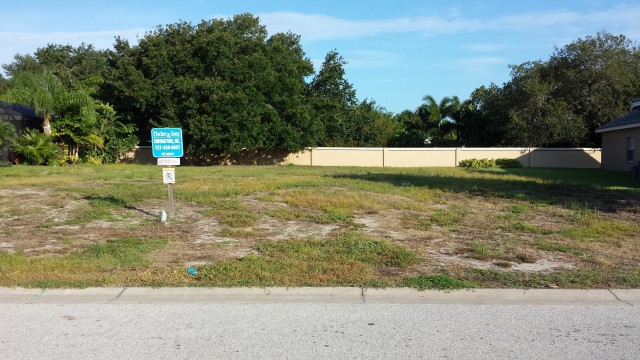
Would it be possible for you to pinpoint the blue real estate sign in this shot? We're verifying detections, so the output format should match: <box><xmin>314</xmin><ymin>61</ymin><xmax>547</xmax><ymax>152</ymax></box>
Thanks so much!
<box><xmin>151</xmin><ymin>128</ymin><xmax>183</xmax><ymax>158</ymax></box>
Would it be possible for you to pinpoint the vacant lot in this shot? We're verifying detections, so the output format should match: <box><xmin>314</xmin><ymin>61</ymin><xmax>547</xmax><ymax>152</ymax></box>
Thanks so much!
<box><xmin>0</xmin><ymin>164</ymin><xmax>639</xmax><ymax>289</ymax></box>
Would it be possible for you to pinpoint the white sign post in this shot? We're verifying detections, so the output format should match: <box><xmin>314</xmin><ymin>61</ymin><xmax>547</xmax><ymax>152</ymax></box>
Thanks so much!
<box><xmin>162</xmin><ymin>168</ymin><xmax>176</xmax><ymax>218</ymax></box>
<box><xmin>152</xmin><ymin>128</ymin><xmax>184</xmax><ymax>220</ymax></box>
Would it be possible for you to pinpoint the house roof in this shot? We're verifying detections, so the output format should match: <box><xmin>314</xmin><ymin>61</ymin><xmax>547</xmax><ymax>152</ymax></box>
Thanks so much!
<box><xmin>595</xmin><ymin>110</ymin><xmax>640</xmax><ymax>133</ymax></box>
<box><xmin>0</xmin><ymin>100</ymin><xmax>39</xmax><ymax>118</ymax></box>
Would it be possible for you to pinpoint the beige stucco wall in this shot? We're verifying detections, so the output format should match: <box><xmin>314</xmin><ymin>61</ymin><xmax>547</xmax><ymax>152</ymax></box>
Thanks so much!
<box><xmin>384</xmin><ymin>148</ymin><xmax>456</xmax><ymax>167</ymax></box>
<box><xmin>284</xmin><ymin>147</ymin><xmax>601</xmax><ymax>168</ymax></box>
<box><xmin>458</xmin><ymin>148</ymin><xmax>530</xmax><ymax>167</ymax></box>
<box><xmin>285</xmin><ymin>149</ymin><xmax>312</xmax><ymax>165</ymax></box>
<box><xmin>601</xmin><ymin>129</ymin><xmax>640</xmax><ymax>171</ymax></box>
<box><xmin>311</xmin><ymin>147</ymin><xmax>384</xmax><ymax>167</ymax></box>
<box><xmin>530</xmin><ymin>148</ymin><xmax>601</xmax><ymax>168</ymax></box>
<box><xmin>122</xmin><ymin>146</ymin><xmax>602</xmax><ymax>168</ymax></box>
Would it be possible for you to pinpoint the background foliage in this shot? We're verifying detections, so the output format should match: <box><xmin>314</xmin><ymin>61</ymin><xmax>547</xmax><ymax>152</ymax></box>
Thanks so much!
<box><xmin>1</xmin><ymin>14</ymin><xmax>639</xmax><ymax>164</ymax></box>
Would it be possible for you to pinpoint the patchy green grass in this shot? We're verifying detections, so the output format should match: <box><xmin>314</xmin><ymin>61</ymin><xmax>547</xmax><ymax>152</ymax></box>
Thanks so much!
<box><xmin>0</xmin><ymin>238</ymin><xmax>169</xmax><ymax>288</ymax></box>
<box><xmin>468</xmin><ymin>242</ymin><xmax>493</xmax><ymax>260</ymax></box>
<box><xmin>184</xmin><ymin>233</ymin><xmax>419</xmax><ymax>287</ymax></box>
<box><xmin>430</xmin><ymin>208</ymin><xmax>467</xmax><ymax>227</ymax></box>
<box><xmin>0</xmin><ymin>164</ymin><xmax>639</xmax><ymax>289</ymax></box>
<box><xmin>534</xmin><ymin>239</ymin><xmax>573</xmax><ymax>253</ymax></box>
<box><xmin>401</xmin><ymin>274</ymin><xmax>473</xmax><ymax>290</ymax></box>
<box><xmin>506</xmin><ymin>204</ymin><xmax>528</xmax><ymax>214</ymax></box>
<box><xmin>201</xmin><ymin>199</ymin><xmax>259</xmax><ymax>227</ymax></box>
<box><xmin>66</xmin><ymin>196</ymin><xmax>128</xmax><ymax>224</ymax></box>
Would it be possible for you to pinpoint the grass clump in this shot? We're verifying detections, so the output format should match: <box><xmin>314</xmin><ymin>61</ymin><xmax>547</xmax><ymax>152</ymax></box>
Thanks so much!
<box><xmin>76</xmin><ymin>238</ymin><xmax>167</xmax><ymax>267</ymax></box>
<box><xmin>196</xmin><ymin>233</ymin><xmax>419</xmax><ymax>287</ymax></box>
<box><xmin>401</xmin><ymin>274</ymin><xmax>473</xmax><ymax>290</ymax></box>
<box><xmin>0</xmin><ymin>238</ymin><xmax>168</xmax><ymax>287</ymax></box>
<box><xmin>66</xmin><ymin>195</ymin><xmax>128</xmax><ymax>224</ymax></box>
<box><xmin>311</xmin><ymin>210</ymin><xmax>354</xmax><ymax>224</ymax></box>
<box><xmin>468</xmin><ymin>242</ymin><xmax>494</xmax><ymax>260</ymax></box>
<box><xmin>430</xmin><ymin>208</ymin><xmax>466</xmax><ymax>227</ymax></box>
<box><xmin>535</xmin><ymin>239</ymin><xmax>572</xmax><ymax>253</ymax></box>
<box><xmin>202</xmin><ymin>199</ymin><xmax>259</xmax><ymax>227</ymax></box>
<box><xmin>506</xmin><ymin>204</ymin><xmax>527</xmax><ymax>214</ymax></box>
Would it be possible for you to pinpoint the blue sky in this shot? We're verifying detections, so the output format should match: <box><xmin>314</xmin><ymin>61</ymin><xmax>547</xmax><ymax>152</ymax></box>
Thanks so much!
<box><xmin>1</xmin><ymin>0</ymin><xmax>639</xmax><ymax>113</ymax></box>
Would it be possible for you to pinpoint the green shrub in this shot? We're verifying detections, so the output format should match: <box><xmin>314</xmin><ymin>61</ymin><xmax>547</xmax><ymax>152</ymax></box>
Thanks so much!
<box><xmin>459</xmin><ymin>158</ymin><xmax>495</xmax><ymax>168</ymax></box>
<box><xmin>495</xmin><ymin>158</ymin><xmax>522</xmax><ymax>168</ymax></box>
<box><xmin>459</xmin><ymin>158</ymin><xmax>522</xmax><ymax>168</ymax></box>
<box><xmin>13</xmin><ymin>129</ymin><xmax>63</xmax><ymax>165</ymax></box>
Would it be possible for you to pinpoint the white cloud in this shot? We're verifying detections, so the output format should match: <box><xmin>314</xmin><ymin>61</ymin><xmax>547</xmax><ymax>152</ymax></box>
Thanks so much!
<box><xmin>256</xmin><ymin>5</ymin><xmax>640</xmax><ymax>42</ymax></box>
<box><xmin>256</xmin><ymin>12</ymin><xmax>481</xmax><ymax>41</ymax></box>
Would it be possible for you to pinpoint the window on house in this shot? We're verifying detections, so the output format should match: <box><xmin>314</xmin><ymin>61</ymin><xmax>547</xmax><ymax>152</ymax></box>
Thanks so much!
<box><xmin>627</xmin><ymin>137</ymin><xmax>635</xmax><ymax>162</ymax></box>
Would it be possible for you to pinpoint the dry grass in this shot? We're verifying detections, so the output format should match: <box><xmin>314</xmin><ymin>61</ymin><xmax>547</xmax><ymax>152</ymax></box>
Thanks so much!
<box><xmin>1</xmin><ymin>164</ymin><xmax>639</xmax><ymax>289</ymax></box>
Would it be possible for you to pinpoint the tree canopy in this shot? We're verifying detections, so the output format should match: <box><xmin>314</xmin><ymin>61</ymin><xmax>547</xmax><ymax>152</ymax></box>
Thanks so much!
<box><xmin>456</xmin><ymin>32</ymin><xmax>640</xmax><ymax>147</ymax></box>
<box><xmin>1</xmin><ymin>17</ymin><xmax>639</xmax><ymax>163</ymax></box>
<box><xmin>103</xmin><ymin>14</ymin><xmax>323</xmax><ymax>155</ymax></box>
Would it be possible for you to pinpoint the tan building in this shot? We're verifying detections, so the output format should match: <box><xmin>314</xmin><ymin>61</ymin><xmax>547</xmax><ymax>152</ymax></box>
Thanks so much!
<box><xmin>596</xmin><ymin>98</ymin><xmax>640</xmax><ymax>171</ymax></box>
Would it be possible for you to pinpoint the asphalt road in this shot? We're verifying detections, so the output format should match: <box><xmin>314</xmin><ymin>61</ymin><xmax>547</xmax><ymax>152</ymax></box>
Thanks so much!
<box><xmin>1</xmin><ymin>302</ymin><xmax>638</xmax><ymax>360</ymax></box>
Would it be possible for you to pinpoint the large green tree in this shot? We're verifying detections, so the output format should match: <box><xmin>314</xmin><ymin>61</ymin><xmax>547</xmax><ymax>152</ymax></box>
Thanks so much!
<box><xmin>546</xmin><ymin>32</ymin><xmax>640</xmax><ymax>146</ymax></box>
<box><xmin>501</xmin><ymin>62</ymin><xmax>586</xmax><ymax>147</ymax></box>
<box><xmin>417</xmin><ymin>95</ymin><xmax>461</xmax><ymax>146</ymax></box>
<box><xmin>389</xmin><ymin>110</ymin><xmax>426</xmax><ymax>147</ymax></box>
<box><xmin>3</xmin><ymin>44</ymin><xmax>135</xmax><ymax>162</ymax></box>
<box><xmin>457</xmin><ymin>85</ymin><xmax>510</xmax><ymax>147</ymax></box>
<box><xmin>307</xmin><ymin>50</ymin><xmax>359</xmax><ymax>146</ymax></box>
<box><xmin>103</xmin><ymin>14</ymin><xmax>320</xmax><ymax>155</ymax></box>
<box><xmin>0</xmin><ymin>74</ymin><xmax>8</xmax><ymax>95</ymax></box>
<box><xmin>0</xmin><ymin>120</ymin><xmax>17</xmax><ymax>162</ymax></box>
<box><xmin>1</xmin><ymin>68</ymin><xmax>92</xmax><ymax>136</ymax></box>
<box><xmin>458</xmin><ymin>31</ymin><xmax>639</xmax><ymax>148</ymax></box>
<box><xmin>4</xmin><ymin>44</ymin><xmax>109</xmax><ymax>94</ymax></box>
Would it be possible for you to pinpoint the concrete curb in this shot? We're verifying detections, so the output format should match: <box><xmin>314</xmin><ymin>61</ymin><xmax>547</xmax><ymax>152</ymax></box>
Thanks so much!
<box><xmin>0</xmin><ymin>287</ymin><xmax>637</xmax><ymax>305</ymax></box>
<box><xmin>363</xmin><ymin>288</ymin><xmax>624</xmax><ymax>305</ymax></box>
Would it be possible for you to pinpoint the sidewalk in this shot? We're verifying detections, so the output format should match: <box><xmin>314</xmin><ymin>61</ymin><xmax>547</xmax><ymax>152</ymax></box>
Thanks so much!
<box><xmin>1</xmin><ymin>287</ymin><xmax>639</xmax><ymax>305</ymax></box>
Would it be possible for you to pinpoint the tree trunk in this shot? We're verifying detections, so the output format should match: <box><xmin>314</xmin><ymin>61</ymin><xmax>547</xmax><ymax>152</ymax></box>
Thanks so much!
<box><xmin>1</xmin><ymin>147</ymin><xmax>8</xmax><ymax>163</ymax></box>
<box><xmin>43</xmin><ymin>113</ymin><xmax>52</xmax><ymax>136</ymax></box>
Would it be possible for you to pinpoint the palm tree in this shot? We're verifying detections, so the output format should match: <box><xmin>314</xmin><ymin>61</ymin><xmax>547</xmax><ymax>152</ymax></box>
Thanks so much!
<box><xmin>418</xmin><ymin>95</ymin><xmax>461</xmax><ymax>145</ymax></box>
<box><xmin>1</xmin><ymin>68</ymin><xmax>92</xmax><ymax>136</ymax></box>
<box><xmin>13</xmin><ymin>129</ymin><xmax>62</xmax><ymax>165</ymax></box>
<box><xmin>0</xmin><ymin>120</ymin><xmax>17</xmax><ymax>163</ymax></box>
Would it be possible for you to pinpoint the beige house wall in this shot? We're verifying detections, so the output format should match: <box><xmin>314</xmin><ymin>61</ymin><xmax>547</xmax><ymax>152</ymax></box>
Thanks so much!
<box><xmin>122</xmin><ymin>146</ymin><xmax>602</xmax><ymax>168</ymax></box>
<box><xmin>600</xmin><ymin>128</ymin><xmax>640</xmax><ymax>171</ymax></box>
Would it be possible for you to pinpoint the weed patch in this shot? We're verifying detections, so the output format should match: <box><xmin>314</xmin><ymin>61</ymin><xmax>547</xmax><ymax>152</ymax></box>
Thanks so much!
<box><xmin>0</xmin><ymin>238</ymin><xmax>168</xmax><ymax>287</ymax></box>
<box><xmin>2</xmin><ymin>165</ymin><xmax>640</xmax><ymax>288</ymax></box>
<box><xmin>535</xmin><ymin>239</ymin><xmax>572</xmax><ymax>253</ymax></box>
<box><xmin>506</xmin><ymin>204</ymin><xmax>527</xmax><ymax>214</ymax></box>
<box><xmin>400</xmin><ymin>274</ymin><xmax>473</xmax><ymax>290</ymax></box>
<box><xmin>195</xmin><ymin>234</ymin><xmax>419</xmax><ymax>287</ymax></box>
<box><xmin>66</xmin><ymin>196</ymin><xmax>128</xmax><ymax>224</ymax></box>
<box><xmin>430</xmin><ymin>208</ymin><xmax>466</xmax><ymax>227</ymax></box>
<box><xmin>202</xmin><ymin>199</ymin><xmax>259</xmax><ymax>227</ymax></box>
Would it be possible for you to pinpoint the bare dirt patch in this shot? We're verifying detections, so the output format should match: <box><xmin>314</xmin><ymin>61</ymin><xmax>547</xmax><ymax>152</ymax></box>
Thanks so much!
<box><xmin>0</xmin><ymin>185</ymin><xmax>629</xmax><ymax>276</ymax></box>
